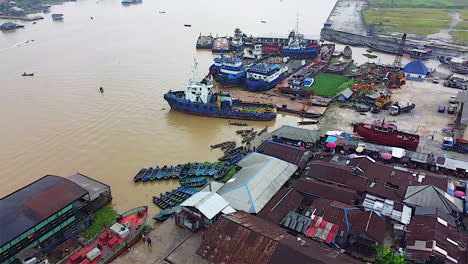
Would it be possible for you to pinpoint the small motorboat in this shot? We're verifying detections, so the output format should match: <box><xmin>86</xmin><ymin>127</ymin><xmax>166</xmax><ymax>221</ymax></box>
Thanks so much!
<box><xmin>184</xmin><ymin>24</ymin><xmax>192</xmax><ymax>27</ymax></box>
<box><xmin>149</xmin><ymin>166</ymin><xmax>160</xmax><ymax>181</ymax></box>
<box><xmin>260</xmin><ymin>20</ymin><xmax>266</xmax><ymax>23</ymax></box>
<box><xmin>214</xmin><ymin>166</ymin><xmax>230</xmax><ymax>179</ymax></box>
<box><xmin>21</xmin><ymin>72</ymin><xmax>34</xmax><ymax>76</ymax></box>
<box><xmin>179</xmin><ymin>164</ymin><xmax>191</xmax><ymax>179</ymax></box>
<box><xmin>133</xmin><ymin>168</ymin><xmax>146</xmax><ymax>182</ymax></box>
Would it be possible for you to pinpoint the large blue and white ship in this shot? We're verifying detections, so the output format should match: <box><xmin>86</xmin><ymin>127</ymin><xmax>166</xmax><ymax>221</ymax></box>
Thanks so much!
<box><xmin>282</xmin><ymin>30</ymin><xmax>320</xmax><ymax>59</ymax></box>
<box><xmin>230</xmin><ymin>28</ymin><xmax>245</xmax><ymax>51</ymax></box>
<box><xmin>209</xmin><ymin>55</ymin><xmax>246</xmax><ymax>87</ymax></box>
<box><xmin>164</xmin><ymin>74</ymin><xmax>277</xmax><ymax>121</ymax></box>
<box><xmin>245</xmin><ymin>63</ymin><xmax>289</xmax><ymax>92</ymax></box>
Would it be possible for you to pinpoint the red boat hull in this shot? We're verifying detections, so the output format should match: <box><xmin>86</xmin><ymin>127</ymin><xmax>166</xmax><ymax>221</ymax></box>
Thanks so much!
<box><xmin>261</xmin><ymin>44</ymin><xmax>281</xmax><ymax>54</ymax></box>
<box><xmin>353</xmin><ymin>123</ymin><xmax>419</xmax><ymax>151</ymax></box>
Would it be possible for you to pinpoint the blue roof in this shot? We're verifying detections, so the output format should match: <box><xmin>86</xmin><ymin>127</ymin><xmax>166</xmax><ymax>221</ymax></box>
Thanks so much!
<box><xmin>248</xmin><ymin>64</ymin><xmax>280</xmax><ymax>72</ymax></box>
<box><xmin>403</xmin><ymin>60</ymin><xmax>429</xmax><ymax>75</ymax></box>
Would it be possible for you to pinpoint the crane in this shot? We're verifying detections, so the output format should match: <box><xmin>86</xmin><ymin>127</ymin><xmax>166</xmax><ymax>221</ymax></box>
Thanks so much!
<box><xmin>392</xmin><ymin>33</ymin><xmax>406</xmax><ymax>71</ymax></box>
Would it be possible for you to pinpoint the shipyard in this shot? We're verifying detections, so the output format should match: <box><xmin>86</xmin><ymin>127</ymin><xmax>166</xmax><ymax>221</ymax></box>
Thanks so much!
<box><xmin>1</xmin><ymin>0</ymin><xmax>468</xmax><ymax>263</ymax></box>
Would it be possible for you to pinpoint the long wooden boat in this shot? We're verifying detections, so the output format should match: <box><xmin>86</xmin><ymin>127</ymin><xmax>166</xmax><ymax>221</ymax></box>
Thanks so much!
<box><xmin>258</xmin><ymin>126</ymin><xmax>268</xmax><ymax>136</ymax></box>
<box><xmin>214</xmin><ymin>166</ymin><xmax>230</xmax><ymax>179</ymax></box>
<box><xmin>236</xmin><ymin>128</ymin><xmax>254</xmax><ymax>135</ymax></box>
<box><xmin>133</xmin><ymin>168</ymin><xmax>146</xmax><ymax>182</ymax></box>
<box><xmin>66</xmin><ymin>206</ymin><xmax>148</xmax><ymax>264</ymax></box>
<box><xmin>226</xmin><ymin>154</ymin><xmax>243</xmax><ymax>165</ymax></box>
<box><xmin>142</xmin><ymin>167</ymin><xmax>153</xmax><ymax>182</ymax></box>
<box><xmin>211</xmin><ymin>141</ymin><xmax>235</xmax><ymax>148</ymax></box>
<box><xmin>229</xmin><ymin>121</ymin><xmax>248</xmax><ymax>126</ymax></box>
<box><xmin>189</xmin><ymin>163</ymin><xmax>199</xmax><ymax>176</ymax></box>
<box><xmin>165</xmin><ymin>166</ymin><xmax>174</xmax><ymax>179</ymax></box>
<box><xmin>156</xmin><ymin>166</ymin><xmax>167</xmax><ymax>180</ymax></box>
<box><xmin>153</xmin><ymin>207</ymin><xmax>180</xmax><ymax>222</ymax></box>
<box><xmin>179</xmin><ymin>164</ymin><xmax>191</xmax><ymax>179</ymax></box>
<box><xmin>172</xmin><ymin>165</ymin><xmax>182</xmax><ymax>179</ymax></box>
<box><xmin>149</xmin><ymin>167</ymin><xmax>160</xmax><ymax>181</ymax></box>
<box><xmin>195</xmin><ymin>164</ymin><xmax>206</xmax><ymax>176</ymax></box>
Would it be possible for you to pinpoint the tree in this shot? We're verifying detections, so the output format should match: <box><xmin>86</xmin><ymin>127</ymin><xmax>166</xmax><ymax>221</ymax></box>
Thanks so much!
<box><xmin>373</xmin><ymin>244</ymin><xmax>410</xmax><ymax>264</ymax></box>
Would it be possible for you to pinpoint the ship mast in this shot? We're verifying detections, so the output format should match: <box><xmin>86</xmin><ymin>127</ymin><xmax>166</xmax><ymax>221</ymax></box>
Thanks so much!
<box><xmin>295</xmin><ymin>13</ymin><xmax>299</xmax><ymax>34</ymax></box>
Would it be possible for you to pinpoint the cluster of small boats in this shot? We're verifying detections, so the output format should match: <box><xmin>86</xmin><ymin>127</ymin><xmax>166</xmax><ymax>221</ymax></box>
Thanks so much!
<box><xmin>229</xmin><ymin>121</ymin><xmax>248</xmax><ymax>126</ymax></box>
<box><xmin>152</xmin><ymin>186</ymin><xmax>197</xmax><ymax>210</ymax></box>
<box><xmin>133</xmin><ymin>162</ymin><xmax>237</xmax><ymax>183</ymax></box>
<box><xmin>219</xmin><ymin>146</ymin><xmax>244</xmax><ymax>161</ymax></box>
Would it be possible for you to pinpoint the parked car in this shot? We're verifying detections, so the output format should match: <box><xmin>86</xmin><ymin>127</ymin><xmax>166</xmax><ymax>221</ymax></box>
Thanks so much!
<box><xmin>438</xmin><ymin>105</ymin><xmax>446</xmax><ymax>113</ymax></box>
<box><xmin>448</xmin><ymin>104</ymin><xmax>457</xmax><ymax>114</ymax></box>
<box><xmin>433</xmin><ymin>77</ymin><xmax>439</xmax><ymax>84</ymax></box>
<box><xmin>449</xmin><ymin>96</ymin><xmax>458</xmax><ymax>104</ymax></box>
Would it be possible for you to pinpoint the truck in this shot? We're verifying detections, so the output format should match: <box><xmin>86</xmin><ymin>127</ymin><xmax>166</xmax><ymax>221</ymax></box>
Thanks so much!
<box><xmin>442</xmin><ymin>137</ymin><xmax>468</xmax><ymax>153</ymax></box>
<box><xmin>389</xmin><ymin>100</ymin><xmax>415</xmax><ymax>116</ymax></box>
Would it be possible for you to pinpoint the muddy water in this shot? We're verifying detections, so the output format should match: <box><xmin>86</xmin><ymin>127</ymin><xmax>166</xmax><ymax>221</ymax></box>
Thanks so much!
<box><xmin>0</xmin><ymin>0</ymin><xmax>336</xmax><ymax>216</ymax></box>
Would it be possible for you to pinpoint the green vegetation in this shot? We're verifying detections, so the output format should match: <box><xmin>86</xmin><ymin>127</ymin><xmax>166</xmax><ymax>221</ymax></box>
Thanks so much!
<box><xmin>367</xmin><ymin>0</ymin><xmax>467</xmax><ymax>8</ymax></box>
<box><xmin>450</xmin><ymin>30</ymin><xmax>468</xmax><ymax>44</ymax></box>
<box><xmin>363</xmin><ymin>53</ymin><xmax>378</xmax><ymax>59</ymax></box>
<box><xmin>454</xmin><ymin>21</ymin><xmax>468</xmax><ymax>30</ymax></box>
<box><xmin>81</xmin><ymin>207</ymin><xmax>118</xmax><ymax>239</ymax></box>
<box><xmin>373</xmin><ymin>244</ymin><xmax>409</xmax><ymax>264</ymax></box>
<box><xmin>219</xmin><ymin>165</ymin><xmax>237</xmax><ymax>183</ymax></box>
<box><xmin>363</xmin><ymin>8</ymin><xmax>450</xmax><ymax>35</ymax></box>
<box><xmin>303</xmin><ymin>73</ymin><xmax>351</xmax><ymax>97</ymax></box>
<box><xmin>330</xmin><ymin>57</ymin><xmax>339</xmax><ymax>65</ymax></box>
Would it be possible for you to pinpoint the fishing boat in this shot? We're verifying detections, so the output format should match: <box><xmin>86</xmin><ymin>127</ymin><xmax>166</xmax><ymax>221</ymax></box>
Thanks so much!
<box><xmin>156</xmin><ymin>166</ymin><xmax>167</xmax><ymax>180</ymax></box>
<box><xmin>21</xmin><ymin>72</ymin><xmax>34</xmax><ymax>76</ymax></box>
<box><xmin>164</xmin><ymin>166</ymin><xmax>174</xmax><ymax>179</ymax></box>
<box><xmin>223</xmin><ymin>145</ymin><xmax>236</xmax><ymax>154</ymax></box>
<box><xmin>342</xmin><ymin>45</ymin><xmax>352</xmax><ymax>59</ymax></box>
<box><xmin>172</xmin><ymin>165</ymin><xmax>182</xmax><ymax>179</ymax></box>
<box><xmin>202</xmin><ymin>164</ymin><xmax>213</xmax><ymax>175</ymax></box>
<box><xmin>226</xmin><ymin>154</ymin><xmax>243</xmax><ymax>165</ymax></box>
<box><xmin>211</xmin><ymin>141</ymin><xmax>235</xmax><ymax>148</ymax></box>
<box><xmin>242</xmin><ymin>136</ymin><xmax>255</xmax><ymax>144</ymax></box>
<box><xmin>142</xmin><ymin>167</ymin><xmax>153</xmax><ymax>182</ymax></box>
<box><xmin>282</xmin><ymin>30</ymin><xmax>320</xmax><ymax>59</ymax></box>
<box><xmin>229</xmin><ymin>121</ymin><xmax>248</xmax><ymax>126</ymax></box>
<box><xmin>245</xmin><ymin>63</ymin><xmax>289</xmax><ymax>92</ymax></box>
<box><xmin>152</xmin><ymin>187</ymin><xmax>197</xmax><ymax>209</ymax></box>
<box><xmin>260</xmin><ymin>20</ymin><xmax>267</xmax><ymax>23</ymax></box>
<box><xmin>236</xmin><ymin>128</ymin><xmax>254</xmax><ymax>135</ymax></box>
<box><xmin>224</xmin><ymin>146</ymin><xmax>243</xmax><ymax>156</ymax></box>
<box><xmin>195</xmin><ymin>164</ymin><xmax>206</xmax><ymax>176</ymax></box>
<box><xmin>209</xmin><ymin>55</ymin><xmax>246</xmax><ymax>87</ymax></box>
<box><xmin>230</xmin><ymin>27</ymin><xmax>245</xmax><ymax>51</ymax></box>
<box><xmin>153</xmin><ymin>206</ymin><xmax>180</xmax><ymax>222</ymax></box>
<box><xmin>181</xmin><ymin>177</ymin><xmax>208</xmax><ymax>187</ymax></box>
<box><xmin>188</xmin><ymin>163</ymin><xmax>199</xmax><ymax>176</ymax></box>
<box><xmin>66</xmin><ymin>206</ymin><xmax>148</xmax><ymax>264</ymax></box>
<box><xmin>164</xmin><ymin>71</ymin><xmax>277</xmax><ymax>121</ymax></box>
<box><xmin>149</xmin><ymin>167</ymin><xmax>160</xmax><ymax>181</ymax></box>
<box><xmin>258</xmin><ymin>126</ymin><xmax>268</xmax><ymax>136</ymax></box>
<box><xmin>221</xmin><ymin>142</ymin><xmax>236</xmax><ymax>150</ymax></box>
<box><xmin>298</xmin><ymin>120</ymin><xmax>319</xmax><ymax>125</ymax></box>
<box><xmin>209</xmin><ymin>164</ymin><xmax>221</xmax><ymax>176</ymax></box>
<box><xmin>133</xmin><ymin>168</ymin><xmax>146</xmax><ymax>182</ymax></box>
<box><xmin>179</xmin><ymin>164</ymin><xmax>191</xmax><ymax>179</ymax></box>
<box><xmin>353</xmin><ymin>120</ymin><xmax>419</xmax><ymax>151</ymax></box>
<box><xmin>214</xmin><ymin>166</ymin><xmax>230</xmax><ymax>179</ymax></box>
<box><xmin>184</xmin><ymin>24</ymin><xmax>192</xmax><ymax>27</ymax></box>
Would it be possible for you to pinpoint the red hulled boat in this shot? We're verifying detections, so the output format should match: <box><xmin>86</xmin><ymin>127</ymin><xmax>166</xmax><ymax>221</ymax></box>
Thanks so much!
<box><xmin>67</xmin><ymin>206</ymin><xmax>148</xmax><ymax>264</ymax></box>
<box><xmin>261</xmin><ymin>44</ymin><xmax>281</xmax><ymax>54</ymax></box>
<box><xmin>353</xmin><ymin>120</ymin><xmax>419</xmax><ymax>151</ymax></box>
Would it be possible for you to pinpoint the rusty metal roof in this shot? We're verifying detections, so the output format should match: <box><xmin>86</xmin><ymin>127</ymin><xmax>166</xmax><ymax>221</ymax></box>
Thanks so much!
<box><xmin>258</xmin><ymin>187</ymin><xmax>304</xmax><ymax>224</ymax></box>
<box><xmin>257</xmin><ymin>140</ymin><xmax>313</xmax><ymax>169</ymax></box>
<box><xmin>0</xmin><ymin>175</ymin><xmax>88</xmax><ymax>246</ymax></box>
<box><xmin>294</xmin><ymin>178</ymin><xmax>359</xmax><ymax>206</ymax></box>
<box><xmin>197</xmin><ymin>211</ymin><xmax>363</xmax><ymax>264</ymax></box>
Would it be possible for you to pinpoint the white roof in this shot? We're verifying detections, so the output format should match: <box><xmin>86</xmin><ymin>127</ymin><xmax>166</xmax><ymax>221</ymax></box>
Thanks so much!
<box><xmin>180</xmin><ymin>192</ymin><xmax>231</xmax><ymax>220</ymax></box>
<box><xmin>391</xmin><ymin>147</ymin><xmax>406</xmax><ymax>158</ymax></box>
<box><xmin>339</xmin><ymin>88</ymin><xmax>353</xmax><ymax>99</ymax></box>
<box><xmin>199</xmin><ymin>181</ymin><xmax>224</xmax><ymax>193</ymax></box>
<box><xmin>443</xmin><ymin>158</ymin><xmax>468</xmax><ymax>171</ymax></box>
<box><xmin>217</xmin><ymin>152</ymin><xmax>298</xmax><ymax>213</ymax></box>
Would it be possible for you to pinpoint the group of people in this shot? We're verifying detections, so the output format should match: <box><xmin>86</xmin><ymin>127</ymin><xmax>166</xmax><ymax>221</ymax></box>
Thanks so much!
<box><xmin>141</xmin><ymin>234</ymin><xmax>152</xmax><ymax>247</ymax></box>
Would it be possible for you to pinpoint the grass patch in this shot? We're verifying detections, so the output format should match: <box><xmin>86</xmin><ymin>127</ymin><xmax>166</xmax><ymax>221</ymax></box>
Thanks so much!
<box><xmin>450</xmin><ymin>30</ymin><xmax>468</xmax><ymax>44</ymax></box>
<box><xmin>330</xmin><ymin>57</ymin><xmax>339</xmax><ymax>65</ymax></box>
<box><xmin>363</xmin><ymin>8</ymin><xmax>451</xmax><ymax>35</ymax></box>
<box><xmin>303</xmin><ymin>73</ymin><xmax>350</xmax><ymax>97</ymax></box>
<box><xmin>454</xmin><ymin>21</ymin><xmax>468</xmax><ymax>30</ymax></box>
<box><xmin>367</xmin><ymin>0</ymin><xmax>467</xmax><ymax>8</ymax></box>
<box><xmin>81</xmin><ymin>207</ymin><xmax>118</xmax><ymax>239</ymax></box>
<box><xmin>219</xmin><ymin>166</ymin><xmax>237</xmax><ymax>183</ymax></box>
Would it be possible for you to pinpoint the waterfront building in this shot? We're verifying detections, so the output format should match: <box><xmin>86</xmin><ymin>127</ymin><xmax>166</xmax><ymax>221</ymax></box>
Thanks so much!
<box><xmin>0</xmin><ymin>174</ymin><xmax>111</xmax><ymax>264</ymax></box>
<box><xmin>403</xmin><ymin>60</ymin><xmax>430</xmax><ymax>81</ymax></box>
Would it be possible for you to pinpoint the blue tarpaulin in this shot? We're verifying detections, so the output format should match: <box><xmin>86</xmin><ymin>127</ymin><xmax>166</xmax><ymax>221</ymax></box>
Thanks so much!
<box><xmin>326</xmin><ymin>136</ymin><xmax>338</xmax><ymax>143</ymax></box>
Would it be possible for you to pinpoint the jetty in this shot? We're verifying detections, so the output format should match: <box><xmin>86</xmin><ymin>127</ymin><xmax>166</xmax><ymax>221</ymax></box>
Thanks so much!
<box><xmin>0</xmin><ymin>15</ymin><xmax>44</xmax><ymax>21</ymax></box>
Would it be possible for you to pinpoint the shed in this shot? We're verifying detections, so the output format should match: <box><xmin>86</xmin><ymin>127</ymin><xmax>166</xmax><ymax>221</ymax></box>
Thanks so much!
<box><xmin>403</xmin><ymin>60</ymin><xmax>430</xmax><ymax>81</ymax></box>
<box><xmin>256</xmin><ymin>140</ymin><xmax>313</xmax><ymax>169</ymax></box>
<box><xmin>404</xmin><ymin>185</ymin><xmax>464</xmax><ymax>214</ymax></box>
<box><xmin>67</xmin><ymin>173</ymin><xmax>110</xmax><ymax>201</ymax></box>
<box><xmin>217</xmin><ymin>152</ymin><xmax>298</xmax><ymax>213</ymax></box>
<box><xmin>271</xmin><ymin>125</ymin><xmax>321</xmax><ymax>144</ymax></box>
<box><xmin>337</xmin><ymin>88</ymin><xmax>353</xmax><ymax>101</ymax></box>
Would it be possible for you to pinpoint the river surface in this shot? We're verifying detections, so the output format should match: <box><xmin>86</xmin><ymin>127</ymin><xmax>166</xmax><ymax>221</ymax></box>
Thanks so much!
<box><xmin>0</xmin><ymin>0</ymin><xmax>338</xmax><ymax>216</ymax></box>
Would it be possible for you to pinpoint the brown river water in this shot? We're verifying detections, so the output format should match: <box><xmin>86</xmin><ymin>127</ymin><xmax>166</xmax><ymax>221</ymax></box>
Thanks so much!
<box><xmin>0</xmin><ymin>0</ymin><xmax>337</xmax><ymax>216</ymax></box>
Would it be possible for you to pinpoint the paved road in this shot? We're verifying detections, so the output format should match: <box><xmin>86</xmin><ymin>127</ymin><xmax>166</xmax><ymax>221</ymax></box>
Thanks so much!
<box><xmin>327</xmin><ymin>0</ymin><xmax>368</xmax><ymax>36</ymax></box>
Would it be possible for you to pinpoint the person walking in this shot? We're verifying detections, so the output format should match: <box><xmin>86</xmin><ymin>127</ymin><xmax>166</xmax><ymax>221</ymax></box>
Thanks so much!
<box><xmin>147</xmin><ymin>237</ymin><xmax>152</xmax><ymax>247</ymax></box>
<box><xmin>141</xmin><ymin>233</ymin><xmax>146</xmax><ymax>243</ymax></box>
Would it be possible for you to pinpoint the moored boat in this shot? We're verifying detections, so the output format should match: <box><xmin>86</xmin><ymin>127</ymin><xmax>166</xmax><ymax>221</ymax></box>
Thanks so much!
<box><xmin>210</xmin><ymin>56</ymin><xmax>246</xmax><ymax>87</ymax></box>
<box><xmin>133</xmin><ymin>168</ymin><xmax>146</xmax><ymax>182</ymax></box>
<box><xmin>211</xmin><ymin>140</ymin><xmax>235</xmax><ymax>148</ymax></box>
<box><xmin>282</xmin><ymin>30</ymin><xmax>319</xmax><ymax>59</ymax></box>
<box><xmin>66</xmin><ymin>206</ymin><xmax>148</xmax><ymax>264</ymax></box>
<box><xmin>196</xmin><ymin>33</ymin><xmax>214</xmax><ymax>49</ymax></box>
<box><xmin>353</xmin><ymin>120</ymin><xmax>419</xmax><ymax>151</ymax></box>
<box><xmin>149</xmin><ymin>167</ymin><xmax>159</xmax><ymax>181</ymax></box>
<box><xmin>229</xmin><ymin>121</ymin><xmax>248</xmax><ymax>126</ymax></box>
<box><xmin>236</xmin><ymin>128</ymin><xmax>254</xmax><ymax>135</ymax></box>
<box><xmin>214</xmin><ymin>165</ymin><xmax>230</xmax><ymax>179</ymax></box>
<box><xmin>163</xmin><ymin>73</ymin><xmax>277</xmax><ymax>121</ymax></box>
<box><xmin>156</xmin><ymin>166</ymin><xmax>167</xmax><ymax>180</ymax></box>
<box><xmin>164</xmin><ymin>166</ymin><xmax>174</xmax><ymax>179</ymax></box>
<box><xmin>245</xmin><ymin>63</ymin><xmax>289</xmax><ymax>92</ymax></box>
<box><xmin>153</xmin><ymin>207</ymin><xmax>180</xmax><ymax>222</ymax></box>
<box><xmin>226</xmin><ymin>154</ymin><xmax>243</xmax><ymax>165</ymax></box>
<box><xmin>230</xmin><ymin>27</ymin><xmax>245</xmax><ymax>51</ymax></box>
<box><xmin>179</xmin><ymin>164</ymin><xmax>191</xmax><ymax>179</ymax></box>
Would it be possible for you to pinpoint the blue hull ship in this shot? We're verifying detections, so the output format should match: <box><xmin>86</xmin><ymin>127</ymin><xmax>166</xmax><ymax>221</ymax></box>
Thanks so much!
<box><xmin>164</xmin><ymin>75</ymin><xmax>277</xmax><ymax>121</ymax></box>
<box><xmin>282</xmin><ymin>47</ymin><xmax>319</xmax><ymax>59</ymax></box>
<box><xmin>282</xmin><ymin>30</ymin><xmax>320</xmax><ymax>59</ymax></box>
<box><xmin>209</xmin><ymin>55</ymin><xmax>246</xmax><ymax>87</ymax></box>
<box><xmin>245</xmin><ymin>63</ymin><xmax>288</xmax><ymax>92</ymax></box>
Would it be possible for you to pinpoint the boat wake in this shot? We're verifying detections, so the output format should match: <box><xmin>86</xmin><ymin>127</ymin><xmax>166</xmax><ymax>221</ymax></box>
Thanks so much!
<box><xmin>0</xmin><ymin>40</ymin><xmax>35</xmax><ymax>53</ymax></box>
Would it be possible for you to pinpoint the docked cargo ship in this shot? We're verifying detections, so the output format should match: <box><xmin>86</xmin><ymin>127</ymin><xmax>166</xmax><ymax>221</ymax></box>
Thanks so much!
<box><xmin>196</xmin><ymin>33</ymin><xmax>214</xmax><ymax>49</ymax></box>
<box><xmin>282</xmin><ymin>31</ymin><xmax>320</xmax><ymax>59</ymax></box>
<box><xmin>245</xmin><ymin>63</ymin><xmax>288</xmax><ymax>91</ymax></box>
<box><xmin>230</xmin><ymin>28</ymin><xmax>245</xmax><ymax>51</ymax></box>
<box><xmin>353</xmin><ymin>120</ymin><xmax>419</xmax><ymax>151</ymax></box>
<box><xmin>164</xmin><ymin>75</ymin><xmax>277</xmax><ymax>121</ymax></box>
<box><xmin>209</xmin><ymin>55</ymin><xmax>246</xmax><ymax>87</ymax></box>
<box><xmin>66</xmin><ymin>206</ymin><xmax>148</xmax><ymax>264</ymax></box>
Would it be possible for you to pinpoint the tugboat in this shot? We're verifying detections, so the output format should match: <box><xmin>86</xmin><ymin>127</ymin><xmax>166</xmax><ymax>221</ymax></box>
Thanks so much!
<box><xmin>230</xmin><ymin>28</ymin><xmax>245</xmax><ymax>51</ymax></box>
<box><xmin>209</xmin><ymin>55</ymin><xmax>246</xmax><ymax>87</ymax></box>
<box><xmin>66</xmin><ymin>206</ymin><xmax>148</xmax><ymax>264</ymax></box>
<box><xmin>243</xmin><ymin>44</ymin><xmax>263</xmax><ymax>60</ymax></box>
<box><xmin>353</xmin><ymin>120</ymin><xmax>419</xmax><ymax>151</ymax></box>
<box><xmin>282</xmin><ymin>30</ymin><xmax>320</xmax><ymax>59</ymax></box>
<box><xmin>245</xmin><ymin>63</ymin><xmax>288</xmax><ymax>91</ymax></box>
<box><xmin>164</xmin><ymin>63</ymin><xmax>277</xmax><ymax>121</ymax></box>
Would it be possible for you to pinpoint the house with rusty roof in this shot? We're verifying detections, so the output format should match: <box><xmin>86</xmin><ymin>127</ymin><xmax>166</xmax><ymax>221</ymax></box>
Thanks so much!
<box><xmin>405</xmin><ymin>208</ymin><xmax>468</xmax><ymax>264</ymax></box>
<box><xmin>258</xmin><ymin>187</ymin><xmax>304</xmax><ymax>224</ymax></box>
<box><xmin>257</xmin><ymin>140</ymin><xmax>313</xmax><ymax>169</ymax></box>
<box><xmin>404</xmin><ymin>185</ymin><xmax>464</xmax><ymax>214</ymax></box>
<box><xmin>197</xmin><ymin>211</ymin><xmax>364</xmax><ymax>264</ymax></box>
<box><xmin>294</xmin><ymin>178</ymin><xmax>360</xmax><ymax>206</ymax></box>
<box><xmin>0</xmin><ymin>175</ymin><xmax>99</xmax><ymax>264</ymax></box>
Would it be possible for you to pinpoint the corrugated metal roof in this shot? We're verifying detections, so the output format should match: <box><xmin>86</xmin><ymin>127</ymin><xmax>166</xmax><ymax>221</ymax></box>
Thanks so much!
<box><xmin>271</xmin><ymin>125</ymin><xmax>321</xmax><ymax>143</ymax></box>
<box><xmin>180</xmin><ymin>192</ymin><xmax>231</xmax><ymax>220</ymax></box>
<box><xmin>257</xmin><ymin>140</ymin><xmax>313</xmax><ymax>169</ymax></box>
<box><xmin>404</xmin><ymin>185</ymin><xmax>464</xmax><ymax>213</ymax></box>
<box><xmin>217</xmin><ymin>153</ymin><xmax>298</xmax><ymax>213</ymax></box>
<box><xmin>295</xmin><ymin>178</ymin><xmax>359</xmax><ymax>205</ymax></box>
<box><xmin>67</xmin><ymin>173</ymin><xmax>109</xmax><ymax>201</ymax></box>
<box><xmin>339</xmin><ymin>88</ymin><xmax>353</xmax><ymax>99</ymax></box>
<box><xmin>258</xmin><ymin>187</ymin><xmax>304</xmax><ymax>224</ymax></box>
<box><xmin>0</xmin><ymin>175</ymin><xmax>88</xmax><ymax>246</ymax></box>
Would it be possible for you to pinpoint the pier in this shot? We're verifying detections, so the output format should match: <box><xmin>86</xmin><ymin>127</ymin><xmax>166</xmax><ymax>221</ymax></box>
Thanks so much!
<box><xmin>0</xmin><ymin>15</ymin><xmax>44</xmax><ymax>21</ymax></box>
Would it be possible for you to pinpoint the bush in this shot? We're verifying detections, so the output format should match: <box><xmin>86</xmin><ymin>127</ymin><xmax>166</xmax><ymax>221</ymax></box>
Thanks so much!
<box><xmin>81</xmin><ymin>207</ymin><xmax>118</xmax><ymax>239</ymax></box>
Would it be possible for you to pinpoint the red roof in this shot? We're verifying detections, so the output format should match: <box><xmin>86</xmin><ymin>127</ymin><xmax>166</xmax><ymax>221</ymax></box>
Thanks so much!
<box><xmin>304</xmin><ymin>215</ymin><xmax>339</xmax><ymax>243</ymax></box>
<box><xmin>257</xmin><ymin>141</ymin><xmax>312</xmax><ymax>169</ymax></box>
<box><xmin>258</xmin><ymin>187</ymin><xmax>304</xmax><ymax>224</ymax></box>
<box><xmin>294</xmin><ymin>178</ymin><xmax>359</xmax><ymax>205</ymax></box>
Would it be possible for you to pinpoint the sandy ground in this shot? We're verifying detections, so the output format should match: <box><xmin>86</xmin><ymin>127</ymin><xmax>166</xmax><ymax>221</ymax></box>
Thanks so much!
<box><xmin>318</xmin><ymin>80</ymin><xmax>468</xmax><ymax>160</ymax></box>
<box><xmin>327</xmin><ymin>0</ymin><xmax>368</xmax><ymax>36</ymax></box>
